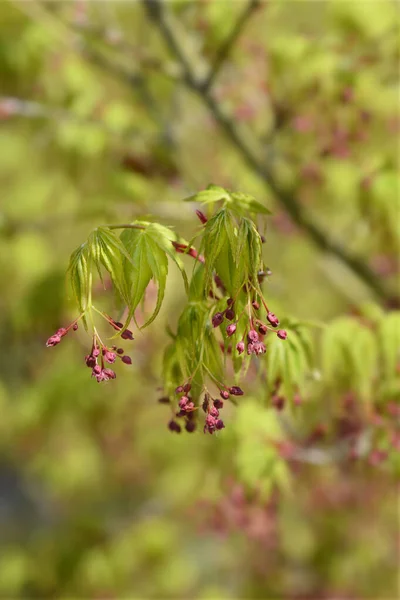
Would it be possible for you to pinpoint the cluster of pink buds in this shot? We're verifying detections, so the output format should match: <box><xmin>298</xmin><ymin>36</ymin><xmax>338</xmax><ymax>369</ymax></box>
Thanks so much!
<box><xmin>85</xmin><ymin>338</ymin><xmax>132</xmax><ymax>383</ymax></box>
<box><xmin>168</xmin><ymin>383</ymin><xmax>197</xmax><ymax>433</ymax></box>
<box><xmin>46</xmin><ymin>320</ymin><xmax>79</xmax><ymax>347</ymax></box>
<box><xmin>212</xmin><ymin>297</ymin><xmax>236</xmax><ymax>329</ymax></box>
<box><xmin>202</xmin><ymin>393</ymin><xmax>226</xmax><ymax>434</ymax></box>
<box><xmin>213</xmin><ymin>298</ymin><xmax>288</xmax><ymax>355</ymax></box>
<box><xmin>246</xmin><ymin>329</ymin><xmax>266</xmax><ymax>355</ymax></box>
<box><xmin>46</xmin><ymin>313</ymin><xmax>134</xmax><ymax>383</ymax></box>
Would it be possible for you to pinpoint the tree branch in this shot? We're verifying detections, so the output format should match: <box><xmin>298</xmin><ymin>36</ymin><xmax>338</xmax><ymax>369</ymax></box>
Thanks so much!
<box><xmin>201</xmin><ymin>0</ymin><xmax>261</xmax><ymax>93</ymax></box>
<box><xmin>141</xmin><ymin>0</ymin><xmax>395</xmax><ymax>305</ymax></box>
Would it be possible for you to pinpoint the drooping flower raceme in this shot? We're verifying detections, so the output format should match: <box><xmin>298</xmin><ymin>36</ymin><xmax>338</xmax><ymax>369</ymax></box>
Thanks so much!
<box><xmin>47</xmin><ymin>186</ymin><xmax>296</xmax><ymax>433</ymax></box>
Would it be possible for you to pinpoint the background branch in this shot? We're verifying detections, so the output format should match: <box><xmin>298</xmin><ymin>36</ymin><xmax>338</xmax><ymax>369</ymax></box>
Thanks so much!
<box><xmin>142</xmin><ymin>0</ymin><xmax>395</xmax><ymax>305</ymax></box>
<box><xmin>201</xmin><ymin>0</ymin><xmax>261</xmax><ymax>92</ymax></box>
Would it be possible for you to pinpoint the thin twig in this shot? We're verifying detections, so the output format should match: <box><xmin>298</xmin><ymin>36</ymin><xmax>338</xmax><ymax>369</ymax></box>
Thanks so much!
<box><xmin>106</xmin><ymin>224</ymin><xmax>146</xmax><ymax>230</ymax></box>
<box><xmin>141</xmin><ymin>0</ymin><xmax>394</xmax><ymax>304</ymax></box>
<box><xmin>202</xmin><ymin>0</ymin><xmax>261</xmax><ymax>92</ymax></box>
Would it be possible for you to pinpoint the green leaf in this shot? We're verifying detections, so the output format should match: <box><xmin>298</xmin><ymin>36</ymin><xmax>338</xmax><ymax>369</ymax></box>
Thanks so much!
<box><xmin>200</xmin><ymin>209</ymin><xmax>230</xmax><ymax>294</ymax></box>
<box><xmin>142</xmin><ymin>237</ymin><xmax>168</xmax><ymax>327</ymax></box>
<box><xmin>119</xmin><ymin>222</ymin><xmax>190</xmax><ymax>329</ymax></box>
<box><xmin>120</xmin><ymin>228</ymin><xmax>153</xmax><ymax>329</ymax></box>
<box><xmin>230</xmin><ymin>192</ymin><xmax>272</xmax><ymax>216</ymax></box>
<box><xmin>183</xmin><ymin>184</ymin><xmax>230</xmax><ymax>205</ymax></box>
<box><xmin>67</xmin><ymin>243</ymin><xmax>91</xmax><ymax>316</ymax></box>
<box><xmin>87</xmin><ymin>227</ymin><xmax>133</xmax><ymax>305</ymax></box>
<box><xmin>144</xmin><ymin>222</ymin><xmax>189</xmax><ymax>294</ymax></box>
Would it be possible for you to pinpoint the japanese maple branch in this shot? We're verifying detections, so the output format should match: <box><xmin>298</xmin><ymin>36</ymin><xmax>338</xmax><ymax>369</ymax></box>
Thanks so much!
<box><xmin>142</xmin><ymin>0</ymin><xmax>394</xmax><ymax>305</ymax></box>
<box><xmin>201</xmin><ymin>0</ymin><xmax>261</xmax><ymax>92</ymax></box>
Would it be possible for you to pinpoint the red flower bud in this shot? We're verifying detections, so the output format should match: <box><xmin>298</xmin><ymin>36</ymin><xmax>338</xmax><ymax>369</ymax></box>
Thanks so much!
<box><xmin>185</xmin><ymin>420</ymin><xmax>196</xmax><ymax>433</ymax></box>
<box><xmin>229</xmin><ymin>386</ymin><xmax>244</xmax><ymax>396</ymax></box>
<box><xmin>179</xmin><ymin>396</ymin><xmax>189</xmax><ymax>409</ymax></box>
<box><xmin>226</xmin><ymin>323</ymin><xmax>237</xmax><ymax>337</ymax></box>
<box><xmin>253</xmin><ymin>341</ymin><xmax>266</xmax><ymax>355</ymax></box>
<box><xmin>103</xmin><ymin>368</ymin><xmax>116</xmax><ymax>380</ymax></box>
<box><xmin>104</xmin><ymin>351</ymin><xmax>116</xmax><ymax>364</ymax></box>
<box><xmin>121</xmin><ymin>355</ymin><xmax>132</xmax><ymax>365</ymax></box>
<box><xmin>272</xmin><ymin>395</ymin><xmax>285</xmax><ymax>410</ymax></box>
<box><xmin>46</xmin><ymin>334</ymin><xmax>62</xmax><ymax>347</ymax></box>
<box><xmin>248</xmin><ymin>329</ymin><xmax>259</xmax><ymax>343</ymax></box>
<box><xmin>225</xmin><ymin>308</ymin><xmax>235</xmax><ymax>321</ymax></box>
<box><xmin>195</xmin><ymin>209</ymin><xmax>208</xmax><ymax>224</ymax></box>
<box><xmin>277</xmin><ymin>329</ymin><xmax>287</xmax><ymax>340</ymax></box>
<box><xmin>85</xmin><ymin>355</ymin><xmax>97</xmax><ymax>368</ymax></box>
<box><xmin>168</xmin><ymin>420</ymin><xmax>181</xmax><ymax>433</ymax></box>
<box><xmin>121</xmin><ymin>329</ymin><xmax>134</xmax><ymax>340</ymax></box>
<box><xmin>267</xmin><ymin>312</ymin><xmax>279</xmax><ymax>327</ymax></box>
<box><xmin>236</xmin><ymin>341</ymin><xmax>245</xmax><ymax>355</ymax></box>
<box><xmin>212</xmin><ymin>312</ymin><xmax>224</xmax><ymax>328</ymax></box>
<box><xmin>158</xmin><ymin>396</ymin><xmax>170</xmax><ymax>404</ymax></box>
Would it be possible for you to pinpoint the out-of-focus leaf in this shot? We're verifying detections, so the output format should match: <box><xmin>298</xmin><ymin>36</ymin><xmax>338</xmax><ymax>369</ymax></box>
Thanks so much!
<box><xmin>230</xmin><ymin>192</ymin><xmax>272</xmax><ymax>216</ymax></box>
<box><xmin>235</xmin><ymin>402</ymin><xmax>287</xmax><ymax>496</ymax></box>
<box><xmin>322</xmin><ymin>317</ymin><xmax>378</xmax><ymax>401</ymax></box>
<box><xmin>378</xmin><ymin>311</ymin><xmax>400</xmax><ymax>381</ymax></box>
<box><xmin>265</xmin><ymin>323</ymin><xmax>312</xmax><ymax>401</ymax></box>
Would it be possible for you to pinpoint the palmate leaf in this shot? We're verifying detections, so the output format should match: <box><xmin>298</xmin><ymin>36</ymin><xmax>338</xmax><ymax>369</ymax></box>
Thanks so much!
<box><xmin>87</xmin><ymin>227</ymin><xmax>133</xmax><ymax>304</ymax></box>
<box><xmin>142</xmin><ymin>237</ymin><xmax>168</xmax><ymax>328</ymax></box>
<box><xmin>202</xmin><ymin>322</ymin><xmax>224</xmax><ymax>386</ymax></box>
<box><xmin>237</xmin><ymin>217</ymin><xmax>263</xmax><ymax>292</ymax></box>
<box><xmin>230</xmin><ymin>192</ymin><xmax>272</xmax><ymax>216</ymax></box>
<box><xmin>162</xmin><ymin>342</ymin><xmax>184</xmax><ymax>394</ymax></box>
<box><xmin>119</xmin><ymin>227</ymin><xmax>154</xmax><ymax>329</ymax></box>
<box><xmin>200</xmin><ymin>209</ymin><xmax>231</xmax><ymax>295</ymax></box>
<box><xmin>183</xmin><ymin>184</ymin><xmax>230</xmax><ymax>205</ymax></box>
<box><xmin>188</xmin><ymin>262</ymin><xmax>206</xmax><ymax>302</ymax></box>
<box><xmin>174</xmin><ymin>302</ymin><xmax>210</xmax><ymax>385</ymax></box>
<box><xmin>184</xmin><ymin>184</ymin><xmax>272</xmax><ymax>217</ymax></box>
<box><xmin>67</xmin><ymin>243</ymin><xmax>91</xmax><ymax>315</ymax></box>
<box><xmin>144</xmin><ymin>222</ymin><xmax>189</xmax><ymax>294</ymax></box>
<box><xmin>200</xmin><ymin>208</ymin><xmax>264</xmax><ymax>298</ymax></box>
<box><xmin>119</xmin><ymin>222</ymin><xmax>189</xmax><ymax>330</ymax></box>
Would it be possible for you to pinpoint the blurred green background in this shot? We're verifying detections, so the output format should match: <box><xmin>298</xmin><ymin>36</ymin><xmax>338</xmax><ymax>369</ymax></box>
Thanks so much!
<box><xmin>0</xmin><ymin>1</ymin><xmax>399</xmax><ymax>598</ymax></box>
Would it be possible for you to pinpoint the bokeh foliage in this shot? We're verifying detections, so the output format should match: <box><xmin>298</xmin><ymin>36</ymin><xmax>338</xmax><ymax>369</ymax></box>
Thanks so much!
<box><xmin>0</xmin><ymin>1</ymin><xmax>399</xmax><ymax>598</ymax></box>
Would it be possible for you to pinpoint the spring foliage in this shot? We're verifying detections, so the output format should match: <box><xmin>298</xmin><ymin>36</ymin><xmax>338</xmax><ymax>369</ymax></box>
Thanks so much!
<box><xmin>45</xmin><ymin>184</ymin><xmax>400</xmax><ymax>444</ymax></box>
